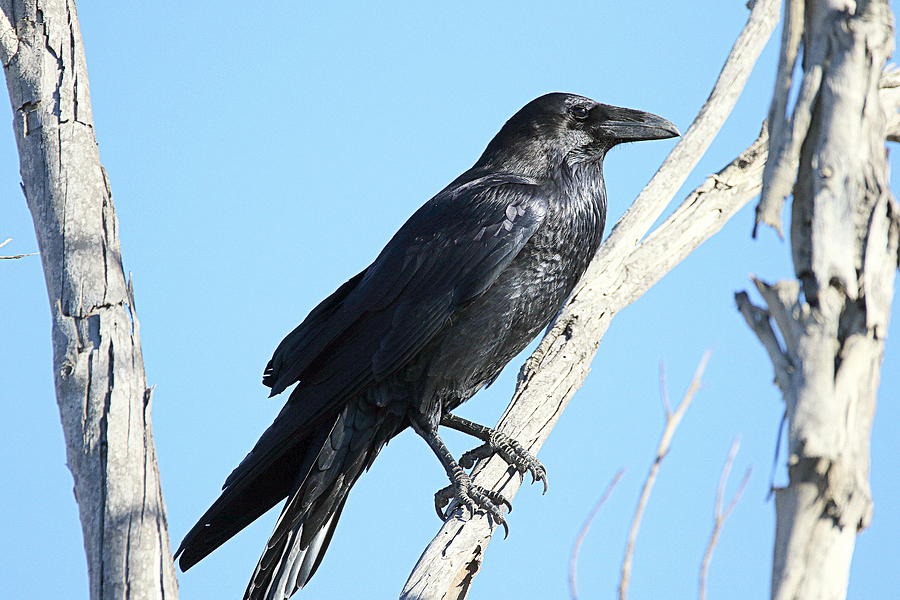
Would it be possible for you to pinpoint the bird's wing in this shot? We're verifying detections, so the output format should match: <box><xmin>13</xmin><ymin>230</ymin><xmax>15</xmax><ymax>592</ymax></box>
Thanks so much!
<box><xmin>224</xmin><ymin>174</ymin><xmax>546</xmax><ymax>489</ymax></box>
<box><xmin>261</xmin><ymin>268</ymin><xmax>369</xmax><ymax>394</ymax></box>
<box><xmin>264</xmin><ymin>172</ymin><xmax>546</xmax><ymax>398</ymax></box>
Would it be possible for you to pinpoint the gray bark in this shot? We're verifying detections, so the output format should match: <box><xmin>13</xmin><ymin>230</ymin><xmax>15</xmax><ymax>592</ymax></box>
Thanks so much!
<box><xmin>739</xmin><ymin>1</ymin><xmax>898</xmax><ymax>599</ymax></box>
<box><xmin>1</xmin><ymin>2</ymin><xmax>178</xmax><ymax>599</ymax></box>
<box><xmin>401</xmin><ymin>1</ymin><xmax>781</xmax><ymax>598</ymax></box>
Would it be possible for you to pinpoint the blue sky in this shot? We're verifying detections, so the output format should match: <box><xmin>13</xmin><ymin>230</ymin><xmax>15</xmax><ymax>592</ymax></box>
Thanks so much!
<box><xmin>1</xmin><ymin>2</ymin><xmax>897</xmax><ymax>599</ymax></box>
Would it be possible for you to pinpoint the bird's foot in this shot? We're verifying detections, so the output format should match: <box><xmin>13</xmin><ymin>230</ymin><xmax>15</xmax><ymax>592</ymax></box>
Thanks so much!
<box><xmin>434</xmin><ymin>470</ymin><xmax>511</xmax><ymax>537</ymax></box>
<box><xmin>459</xmin><ymin>433</ymin><xmax>548</xmax><ymax>494</ymax></box>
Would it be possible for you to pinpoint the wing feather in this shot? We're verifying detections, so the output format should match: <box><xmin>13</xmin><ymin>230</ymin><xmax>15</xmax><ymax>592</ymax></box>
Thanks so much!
<box><xmin>228</xmin><ymin>173</ymin><xmax>547</xmax><ymax>492</ymax></box>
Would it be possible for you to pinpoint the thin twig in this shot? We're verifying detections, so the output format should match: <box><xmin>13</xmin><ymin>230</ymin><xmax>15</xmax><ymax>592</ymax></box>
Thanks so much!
<box><xmin>0</xmin><ymin>237</ymin><xmax>38</xmax><ymax>259</ymax></box>
<box><xmin>699</xmin><ymin>438</ymin><xmax>752</xmax><ymax>600</ymax></box>
<box><xmin>659</xmin><ymin>362</ymin><xmax>671</xmax><ymax>414</ymax></box>
<box><xmin>568</xmin><ymin>469</ymin><xmax>625</xmax><ymax>600</ymax></box>
<box><xmin>618</xmin><ymin>351</ymin><xmax>711</xmax><ymax>600</ymax></box>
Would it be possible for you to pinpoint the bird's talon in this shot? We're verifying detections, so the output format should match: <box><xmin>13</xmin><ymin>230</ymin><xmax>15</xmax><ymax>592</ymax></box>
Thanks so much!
<box><xmin>434</xmin><ymin>472</ymin><xmax>512</xmax><ymax>532</ymax></box>
<box><xmin>434</xmin><ymin>484</ymin><xmax>464</xmax><ymax>520</ymax></box>
<box><xmin>459</xmin><ymin>433</ymin><xmax>548</xmax><ymax>496</ymax></box>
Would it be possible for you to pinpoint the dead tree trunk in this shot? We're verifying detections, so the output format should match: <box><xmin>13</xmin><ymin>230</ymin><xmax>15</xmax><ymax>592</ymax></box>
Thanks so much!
<box><xmin>0</xmin><ymin>2</ymin><xmax>178</xmax><ymax>599</ymax></box>
<box><xmin>737</xmin><ymin>1</ymin><xmax>898</xmax><ymax>599</ymax></box>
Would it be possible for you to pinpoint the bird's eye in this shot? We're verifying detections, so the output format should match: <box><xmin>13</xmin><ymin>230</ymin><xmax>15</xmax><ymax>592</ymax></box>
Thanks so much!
<box><xmin>570</xmin><ymin>105</ymin><xmax>590</xmax><ymax>120</ymax></box>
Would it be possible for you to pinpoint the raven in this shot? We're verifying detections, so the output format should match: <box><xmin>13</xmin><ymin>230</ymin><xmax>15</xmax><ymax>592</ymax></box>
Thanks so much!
<box><xmin>177</xmin><ymin>93</ymin><xmax>678</xmax><ymax>599</ymax></box>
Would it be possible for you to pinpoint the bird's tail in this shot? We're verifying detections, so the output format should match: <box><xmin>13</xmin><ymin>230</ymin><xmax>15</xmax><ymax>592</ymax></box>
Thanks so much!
<box><xmin>243</xmin><ymin>402</ymin><xmax>387</xmax><ymax>600</ymax></box>
<box><xmin>244</xmin><ymin>490</ymin><xmax>349</xmax><ymax>600</ymax></box>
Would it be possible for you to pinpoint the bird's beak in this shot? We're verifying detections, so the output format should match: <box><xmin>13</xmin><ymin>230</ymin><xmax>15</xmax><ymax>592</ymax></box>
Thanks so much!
<box><xmin>599</xmin><ymin>106</ymin><xmax>680</xmax><ymax>142</ymax></box>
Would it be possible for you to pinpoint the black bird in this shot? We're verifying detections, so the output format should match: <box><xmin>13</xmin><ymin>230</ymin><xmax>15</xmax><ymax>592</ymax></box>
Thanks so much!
<box><xmin>177</xmin><ymin>92</ymin><xmax>678</xmax><ymax>599</ymax></box>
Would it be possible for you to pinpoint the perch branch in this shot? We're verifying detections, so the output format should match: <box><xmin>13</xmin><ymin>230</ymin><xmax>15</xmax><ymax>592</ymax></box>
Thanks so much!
<box><xmin>401</xmin><ymin>2</ymin><xmax>779</xmax><ymax>597</ymax></box>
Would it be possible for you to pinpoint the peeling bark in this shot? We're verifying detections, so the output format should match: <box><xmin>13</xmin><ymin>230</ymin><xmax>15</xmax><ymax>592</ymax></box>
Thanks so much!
<box><xmin>740</xmin><ymin>1</ymin><xmax>898</xmax><ymax>599</ymax></box>
<box><xmin>1</xmin><ymin>2</ymin><xmax>178</xmax><ymax>599</ymax></box>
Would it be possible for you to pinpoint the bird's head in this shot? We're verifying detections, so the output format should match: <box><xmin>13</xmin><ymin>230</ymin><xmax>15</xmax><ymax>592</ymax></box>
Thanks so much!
<box><xmin>477</xmin><ymin>92</ymin><xmax>679</xmax><ymax>175</ymax></box>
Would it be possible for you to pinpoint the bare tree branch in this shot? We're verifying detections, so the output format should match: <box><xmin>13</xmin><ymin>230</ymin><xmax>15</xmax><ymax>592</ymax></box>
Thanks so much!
<box><xmin>698</xmin><ymin>438</ymin><xmax>751</xmax><ymax>600</ymax></box>
<box><xmin>1</xmin><ymin>2</ymin><xmax>178</xmax><ymax>599</ymax></box>
<box><xmin>735</xmin><ymin>286</ymin><xmax>792</xmax><ymax>395</ymax></box>
<box><xmin>401</xmin><ymin>2</ymin><xmax>779</xmax><ymax>597</ymax></box>
<box><xmin>0</xmin><ymin>237</ymin><xmax>37</xmax><ymax>259</ymax></box>
<box><xmin>618</xmin><ymin>353</ymin><xmax>710</xmax><ymax>600</ymax></box>
<box><xmin>568</xmin><ymin>469</ymin><xmax>625</xmax><ymax>600</ymax></box>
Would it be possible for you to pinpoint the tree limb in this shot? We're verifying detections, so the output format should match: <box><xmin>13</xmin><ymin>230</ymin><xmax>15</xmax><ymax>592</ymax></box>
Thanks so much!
<box><xmin>400</xmin><ymin>2</ymin><xmax>780</xmax><ymax>598</ymax></box>
<box><xmin>1</xmin><ymin>2</ymin><xmax>178</xmax><ymax>599</ymax></box>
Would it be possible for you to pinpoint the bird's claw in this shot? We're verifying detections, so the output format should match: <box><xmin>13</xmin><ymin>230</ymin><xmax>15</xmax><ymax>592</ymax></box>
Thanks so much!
<box><xmin>434</xmin><ymin>472</ymin><xmax>511</xmax><ymax>537</ymax></box>
<box><xmin>459</xmin><ymin>435</ymin><xmax>549</xmax><ymax>494</ymax></box>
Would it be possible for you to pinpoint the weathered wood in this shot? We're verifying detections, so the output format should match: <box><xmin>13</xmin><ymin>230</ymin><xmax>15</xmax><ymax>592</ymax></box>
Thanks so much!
<box><xmin>882</xmin><ymin>64</ymin><xmax>900</xmax><ymax>141</ymax></box>
<box><xmin>755</xmin><ymin>0</ymin><xmax>804</xmax><ymax>236</ymax></box>
<box><xmin>1</xmin><ymin>2</ymin><xmax>178</xmax><ymax>599</ymax></box>
<box><xmin>741</xmin><ymin>1</ymin><xmax>898</xmax><ymax>598</ymax></box>
<box><xmin>400</xmin><ymin>2</ymin><xmax>781</xmax><ymax>597</ymax></box>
